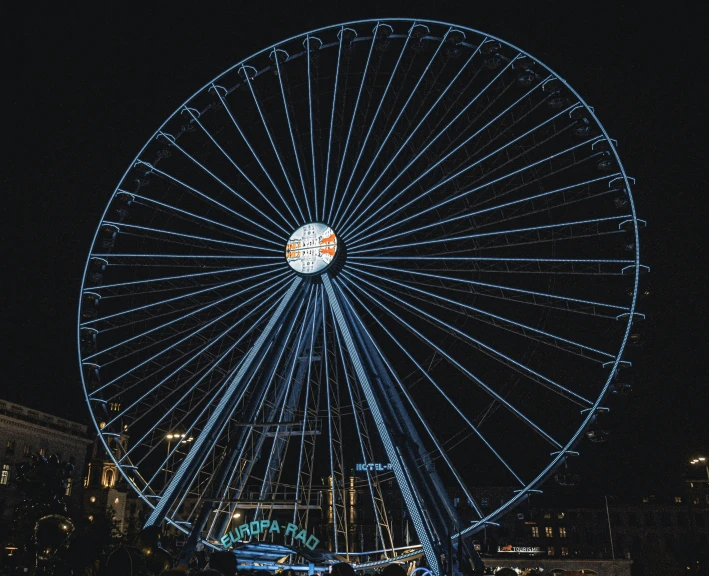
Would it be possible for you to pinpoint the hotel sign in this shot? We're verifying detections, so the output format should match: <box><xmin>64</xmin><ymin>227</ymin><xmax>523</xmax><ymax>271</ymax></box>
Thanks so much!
<box><xmin>355</xmin><ymin>462</ymin><xmax>393</xmax><ymax>472</ymax></box>
<box><xmin>221</xmin><ymin>521</ymin><xmax>319</xmax><ymax>551</ymax></box>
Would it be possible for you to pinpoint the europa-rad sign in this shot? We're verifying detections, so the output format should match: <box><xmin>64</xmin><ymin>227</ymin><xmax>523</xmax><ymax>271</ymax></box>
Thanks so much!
<box><xmin>221</xmin><ymin>520</ymin><xmax>320</xmax><ymax>551</ymax></box>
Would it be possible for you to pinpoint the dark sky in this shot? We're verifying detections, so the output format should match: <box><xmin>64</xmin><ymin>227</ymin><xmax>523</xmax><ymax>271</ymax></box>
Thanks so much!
<box><xmin>5</xmin><ymin>2</ymin><xmax>708</xmax><ymax>497</ymax></box>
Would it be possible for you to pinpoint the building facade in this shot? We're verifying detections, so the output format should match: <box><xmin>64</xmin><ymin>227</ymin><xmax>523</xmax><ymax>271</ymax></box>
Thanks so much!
<box><xmin>0</xmin><ymin>399</ymin><xmax>92</xmax><ymax>537</ymax></box>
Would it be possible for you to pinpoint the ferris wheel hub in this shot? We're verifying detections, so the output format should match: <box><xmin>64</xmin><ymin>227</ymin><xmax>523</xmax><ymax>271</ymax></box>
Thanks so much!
<box><xmin>285</xmin><ymin>222</ymin><xmax>338</xmax><ymax>275</ymax></box>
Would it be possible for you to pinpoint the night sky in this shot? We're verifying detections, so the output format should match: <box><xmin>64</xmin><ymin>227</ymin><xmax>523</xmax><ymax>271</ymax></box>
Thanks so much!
<box><xmin>5</xmin><ymin>3</ymin><xmax>708</xmax><ymax>499</ymax></box>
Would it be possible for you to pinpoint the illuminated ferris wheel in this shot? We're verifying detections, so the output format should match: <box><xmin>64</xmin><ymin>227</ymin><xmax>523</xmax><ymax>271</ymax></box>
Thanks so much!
<box><xmin>78</xmin><ymin>19</ymin><xmax>646</xmax><ymax>574</ymax></box>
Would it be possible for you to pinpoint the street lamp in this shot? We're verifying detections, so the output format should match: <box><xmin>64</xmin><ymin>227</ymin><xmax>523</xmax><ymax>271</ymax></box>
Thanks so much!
<box><xmin>690</xmin><ymin>456</ymin><xmax>709</xmax><ymax>480</ymax></box>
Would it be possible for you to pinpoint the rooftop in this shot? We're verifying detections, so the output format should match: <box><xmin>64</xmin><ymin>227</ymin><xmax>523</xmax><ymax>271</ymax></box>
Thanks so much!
<box><xmin>0</xmin><ymin>398</ymin><xmax>88</xmax><ymax>438</ymax></box>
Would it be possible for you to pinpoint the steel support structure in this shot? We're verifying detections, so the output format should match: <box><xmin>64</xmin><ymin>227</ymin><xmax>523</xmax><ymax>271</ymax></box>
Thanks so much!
<box><xmin>323</xmin><ymin>273</ymin><xmax>443</xmax><ymax>576</ymax></box>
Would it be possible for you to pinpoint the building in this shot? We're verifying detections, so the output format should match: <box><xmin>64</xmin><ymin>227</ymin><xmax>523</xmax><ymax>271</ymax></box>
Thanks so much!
<box><xmin>470</xmin><ymin>483</ymin><xmax>709</xmax><ymax>576</ymax></box>
<box><xmin>0</xmin><ymin>399</ymin><xmax>93</xmax><ymax>537</ymax></box>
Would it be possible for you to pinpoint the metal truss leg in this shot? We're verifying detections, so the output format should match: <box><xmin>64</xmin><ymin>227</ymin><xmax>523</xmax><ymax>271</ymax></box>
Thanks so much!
<box><xmin>323</xmin><ymin>274</ymin><xmax>443</xmax><ymax>576</ymax></box>
<box><xmin>145</xmin><ymin>277</ymin><xmax>303</xmax><ymax>529</ymax></box>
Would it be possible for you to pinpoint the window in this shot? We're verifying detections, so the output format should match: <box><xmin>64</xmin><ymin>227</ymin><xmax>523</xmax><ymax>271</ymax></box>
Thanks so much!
<box><xmin>23</xmin><ymin>444</ymin><xmax>30</xmax><ymax>456</ymax></box>
<box><xmin>674</xmin><ymin>496</ymin><xmax>682</xmax><ymax>503</ymax></box>
<box><xmin>545</xmin><ymin>526</ymin><xmax>553</xmax><ymax>537</ymax></box>
<box><xmin>547</xmin><ymin>546</ymin><xmax>555</xmax><ymax>556</ymax></box>
<box><xmin>559</xmin><ymin>527</ymin><xmax>567</xmax><ymax>538</ymax></box>
<box><xmin>103</xmin><ymin>467</ymin><xmax>115</xmax><ymax>488</ymax></box>
<box><xmin>65</xmin><ymin>478</ymin><xmax>72</xmax><ymax>496</ymax></box>
<box><xmin>481</xmin><ymin>497</ymin><xmax>489</xmax><ymax>508</ymax></box>
<box><xmin>561</xmin><ymin>547</ymin><xmax>569</xmax><ymax>557</ymax></box>
<box><xmin>0</xmin><ymin>464</ymin><xmax>10</xmax><ymax>485</ymax></box>
<box><xmin>39</xmin><ymin>448</ymin><xmax>45</xmax><ymax>456</ymax></box>
<box><xmin>6</xmin><ymin>441</ymin><xmax>15</xmax><ymax>455</ymax></box>
<box><xmin>557</xmin><ymin>512</ymin><xmax>565</xmax><ymax>519</ymax></box>
<box><xmin>642</xmin><ymin>496</ymin><xmax>649</xmax><ymax>503</ymax></box>
<box><xmin>544</xmin><ymin>512</ymin><xmax>552</xmax><ymax>519</ymax></box>
<box><xmin>628</xmin><ymin>512</ymin><xmax>638</xmax><ymax>526</ymax></box>
<box><xmin>532</xmin><ymin>527</ymin><xmax>539</xmax><ymax>538</ymax></box>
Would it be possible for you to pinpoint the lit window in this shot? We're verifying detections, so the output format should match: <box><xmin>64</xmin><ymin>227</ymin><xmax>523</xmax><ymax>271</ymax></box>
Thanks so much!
<box><xmin>544</xmin><ymin>512</ymin><xmax>551</xmax><ymax>519</ymax></box>
<box><xmin>65</xmin><ymin>478</ymin><xmax>73</xmax><ymax>496</ymax></box>
<box><xmin>532</xmin><ymin>527</ymin><xmax>539</xmax><ymax>538</ymax></box>
<box><xmin>103</xmin><ymin>467</ymin><xmax>115</xmax><ymax>487</ymax></box>
<box><xmin>88</xmin><ymin>515</ymin><xmax>94</xmax><ymax>522</ymax></box>
<box><xmin>561</xmin><ymin>547</ymin><xmax>569</xmax><ymax>557</ymax></box>
<box><xmin>559</xmin><ymin>527</ymin><xmax>567</xmax><ymax>538</ymax></box>
<box><xmin>0</xmin><ymin>464</ymin><xmax>9</xmax><ymax>485</ymax></box>
<box><xmin>547</xmin><ymin>546</ymin><xmax>555</xmax><ymax>556</ymax></box>
<box><xmin>557</xmin><ymin>512</ymin><xmax>565</xmax><ymax>519</ymax></box>
<box><xmin>674</xmin><ymin>496</ymin><xmax>682</xmax><ymax>503</ymax></box>
<box><xmin>23</xmin><ymin>445</ymin><xmax>30</xmax><ymax>456</ymax></box>
<box><xmin>39</xmin><ymin>448</ymin><xmax>45</xmax><ymax>456</ymax></box>
<box><xmin>545</xmin><ymin>526</ymin><xmax>553</xmax><ymax>537</ymax></box>
<box><xmin>6</xmin><ymin>441</ymin><xmax>15</xmax><ymax>454</ymax></box>
<box><xmin>642</xmin><ymin>496</ymin><xmax>649</xmax><ymax>503</ymax></box>
<box><xmin>90</xmin><ymin>496</ymin><xmax>96</xmax><ymax>503</ymax></box>
<box><xmin>114</xmin><ymin>497</ymin><xmax>120</xmax><ymax>505</ymax></box>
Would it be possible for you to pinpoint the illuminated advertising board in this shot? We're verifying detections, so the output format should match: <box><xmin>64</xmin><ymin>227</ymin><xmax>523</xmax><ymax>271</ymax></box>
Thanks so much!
<box><xmin>286</xmin><ymin>223</ymin><xmax>337</xmax><ymax>275</ymax></box>
<box><xmin>497</xmin><ymin>545</ymin><xmax>543</xmax><ymax>554</ymax></box>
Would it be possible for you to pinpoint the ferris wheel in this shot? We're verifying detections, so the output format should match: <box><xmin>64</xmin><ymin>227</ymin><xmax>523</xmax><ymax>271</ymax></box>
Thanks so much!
<box><xmin>78</xmin><ymin>19</ymin><xmax>646</xmax><ymax>574</ymax></box>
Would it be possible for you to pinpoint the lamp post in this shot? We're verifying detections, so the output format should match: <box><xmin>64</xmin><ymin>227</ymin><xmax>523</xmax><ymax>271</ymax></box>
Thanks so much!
<box><xmin>690</xmin><ymin>456</ymin><xmax>708</xmax><ymax>480</ymax></box>
<box><xmin>164</xmin><ymin>433</ymin><xmax>194</xmax><ymax>485</ymax></box>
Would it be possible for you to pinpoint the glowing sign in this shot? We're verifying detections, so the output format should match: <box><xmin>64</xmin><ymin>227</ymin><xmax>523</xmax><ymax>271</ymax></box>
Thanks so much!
<box><xmin>286</xmin><ymin>223</ymin><xmax>337</xmax><ymax>275</ymax></box>
<box><xmin>497</xmin><ymin>546</ymin><xmax>542</xmax><ymax>554</ymax></box>
<box><xmin>355</xmin><ymin>463</ymin><xmax>393</xmax><ymax>472</ymax></box>
<box><xmin>220</xmin><ymin>520</ymin><xmax>319</xmax><ymax>551</ymax></box>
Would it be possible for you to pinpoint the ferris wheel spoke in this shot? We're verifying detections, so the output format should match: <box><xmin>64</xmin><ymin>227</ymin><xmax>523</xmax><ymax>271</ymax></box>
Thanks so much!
<box><xmin>350</xmin><ymin>263</ymin><xmax>615</xmax><ymax>365</ymax></box>
<box><xmin>291</xmin><ymin>284</ymin><xmax>322</xmax><ymax>530</ymax></box>
<box><xmin>351</xmin><ymin>130</ymin><xmax>596</xmax><ymax>246</ymax></box>
<box><xmin>273</xmin><ymin>55</ymin><xmax>313</xmax><ymax>221</ymax></box>
<box><xmin>124</xmin><ymin>192</ymin><xmax>283</xmax><ymax>248</ymax></box>
<box><xmin>329</xmin><ymin>302</ymin><xmax>392</xmax><ymax>554</ymax></box>
<box><xmin>339</xmin><ymin>272</ymin><xmax>562</xmax><ymax>448</ymax></box>
<box><xmin>137</xmin><ymin>161</ymin><xmax>286</xmax><ymax>242</ymax></box>
<box><xmin>350</xmin><ymin>262</ymin><xmax>629</xmax><ymax>316</ymax></box>
<box><xmin>181</xmin><ymin>108</ymin><xmax>298</xmax><ymax>232</ymax></box>
<box><xmin>211</xmin><ymin>84</ymin><xmax>303</xmax><ymax>225</ymax></box>
<box><xmin>336</xmin><ymin>49</ymin><xmax>481</xmax><ymax>237</ymax></box>
<box><xmin>350</xmin><ymin>214</ymin><xmax>631</xmax><ymax>256</ymax></box>
<box><xmin>349</xmin><ymin>172</ymin><xmax>615</xmax><ymax>250</ymax></box>
<box><xmin>330</xmin><ymin>28</ymin><xmax>414</xmax><ymax>225</ymax></box>
<box><xmin>94</xmin><ymin>279</ymin><xmax>290</xmax><ymax>415</ymax></box>
<box><xmin>323</xmin><ymin>28</ymin><xmax>345</xmax><ymax>223</ymax></box>
<box><xmin>102</xmin><ymin>221</ymin><xmax>281</xmax><ymax>254</ymax></box>
<box><xmin>334</xmin><ymin>26</ymin><xmax>451</xmax><ymax>229</ymax></box>
<box><xmin>347</xmin><ymin>100</ymin><xmax>577</xmax><ymax>245</ymax></box>
<box><xmin>339</xmin><ymin>52</ymin><xmax>520</xmax><ymax>237</ymax></box>
<box><xmin>306</xmin><ymin>37</ymin><xmax>319</xmax><ymax>221</ymax></box>
<box><xmin>338</xmin><ymin>277</ymin><xmax>524</xmax><ymax>488</ymax></box>
<box><xmin>88</xmin><ymin>262</ymin><xmax>280</xmax><ymax>295</ymax></box>
<box><xmin>345</xmin><ymin>269</ymin><xmax>597</xmax><ymax>404</ymax></box>
<box><xmin>153</xmin><ymin>137</ymin><xmax>289</xmax><ymax>240</ymax></box>
<box><xmin>84</xmin><ymin>270</ymin><xmax>290</xmax><ymax>367</ymax></box>
<box><xmin>321</xmin><ymin>291</ymin><xmax>347</xmax><ymax>552</ymax></box>
<box><xmin>328</xmin><ymin>25</ymin><xmax>378</xmax><ymax>226</ymax></box>
<box><xmin>81</xmin><ymin>266</ymin><xmax>289</xmax><ymax>328</ymax></box>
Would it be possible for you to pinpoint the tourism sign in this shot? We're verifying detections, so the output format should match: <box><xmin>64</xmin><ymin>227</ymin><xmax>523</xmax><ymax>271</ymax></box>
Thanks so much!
<box><xmin>497</xmin><ymin>545</ymin><xmax>543</xmax><ymax>554</ymax></box>
<box><xmin>221</xmin><ymin>520</ymin><xmax>320</xmax><ymax>551</ymax></box>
